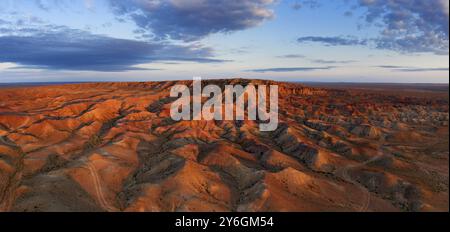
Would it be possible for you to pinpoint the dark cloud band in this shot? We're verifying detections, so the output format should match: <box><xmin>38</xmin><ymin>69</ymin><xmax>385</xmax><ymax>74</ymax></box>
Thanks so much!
<box><xmin>0</xmin><ymin>27</ymin><xmax>226</xmax><ymax>71</ymax></box>
<box><xmin>109</xmin><ymin>0</ymin><xmax>275</xmax><ymax>41</ymax></box>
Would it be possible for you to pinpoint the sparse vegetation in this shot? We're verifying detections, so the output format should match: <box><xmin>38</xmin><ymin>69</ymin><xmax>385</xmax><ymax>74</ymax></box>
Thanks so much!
<box><xmin>84</xmin><ymin>135</ymin><xmax>103</xmax><ymax>150</ymax></box>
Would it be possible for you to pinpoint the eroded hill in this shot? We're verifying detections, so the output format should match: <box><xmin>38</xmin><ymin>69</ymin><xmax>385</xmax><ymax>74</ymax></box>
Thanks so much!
<box><xmin>0</xmin><ymin>80</ymin><xmax>448</xmax><ymax>212</ymax></box>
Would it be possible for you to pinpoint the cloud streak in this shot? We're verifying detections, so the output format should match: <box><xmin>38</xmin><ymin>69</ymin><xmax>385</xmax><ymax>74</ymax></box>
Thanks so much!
<box><xmin>377</xmin><ymin>65</ymin><xmax>449</xmax><ymax>72</ymax></box>
<box><xmin>297</xmin><ymin>36</ymin><xmax>367</xmax><ymax>46</ymax></box>
<box><xmin>246</xmin><ymin>66</ymin><xmax>335</xmax><ymax>73</ymax></box>
<box><xmin>277</xmin><ymin>53</ymin><xmax>355</xmax><ymax>64</ymax></box>
<box><xmin>277</xmin><ymin>54</ymin><xmax>306</xmax><ymax>59</ymax></box>
<box><xmin>311</xmin><ymin>59</ymin><xmax>355</xmax><ymax>64</ymax></box>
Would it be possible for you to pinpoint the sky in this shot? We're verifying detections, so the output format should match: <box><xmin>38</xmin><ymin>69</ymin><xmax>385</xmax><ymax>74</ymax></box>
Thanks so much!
<box><xmin>0</xmin><ymin>0</ymin><xmax>449</xmax><ymax>83</ymax></box>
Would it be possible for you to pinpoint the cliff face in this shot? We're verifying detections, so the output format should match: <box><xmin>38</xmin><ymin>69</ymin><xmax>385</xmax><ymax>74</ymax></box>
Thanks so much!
<box><xmin>0</xmin><ymin>79</ymin><xmax>448</xmax><ymax>212</ymax></box>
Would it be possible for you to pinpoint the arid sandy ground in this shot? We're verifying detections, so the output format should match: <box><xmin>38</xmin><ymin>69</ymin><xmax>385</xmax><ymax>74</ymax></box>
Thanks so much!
<box><xmin>0</xmin><ymin>80</ymin><xmax>448</xmax><ymax>212</ymax></box>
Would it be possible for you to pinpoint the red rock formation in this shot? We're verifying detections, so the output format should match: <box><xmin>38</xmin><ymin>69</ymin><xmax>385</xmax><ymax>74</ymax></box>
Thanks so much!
<box><xmin>0</xmin><ymin>79</ymin><xmax>448</xmax><ymax>212</ymax></box>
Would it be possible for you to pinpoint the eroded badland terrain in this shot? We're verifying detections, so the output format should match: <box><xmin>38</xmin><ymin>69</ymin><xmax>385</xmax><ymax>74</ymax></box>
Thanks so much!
<box><xmin>0</xmin><ymin>80</ymin><xmax>448</xmax><ymax>212</ymax></box>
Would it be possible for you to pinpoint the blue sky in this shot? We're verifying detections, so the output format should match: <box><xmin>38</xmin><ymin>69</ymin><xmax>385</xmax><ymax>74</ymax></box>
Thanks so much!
<box><xmin>0</xmin><ymin>0</ymin><xmax>448</xmax><ymax>83</ymax></box>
